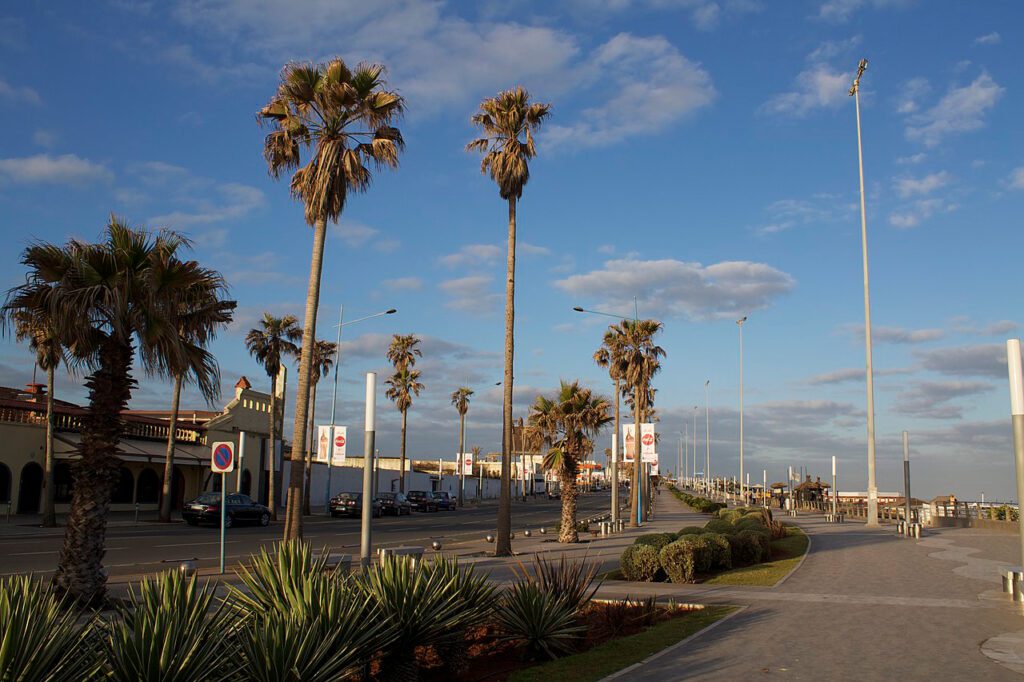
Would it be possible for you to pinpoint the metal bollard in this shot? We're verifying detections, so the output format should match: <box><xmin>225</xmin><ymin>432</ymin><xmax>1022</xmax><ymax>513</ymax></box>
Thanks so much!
<box><xmin>1003</xmin><ymin>567</ymin><xmax>1024</xmax><ymax>593</ymax></box>
<box><xmin>134</xmin><ymin>502</ymin><xmax>140</xmax><ymax>525</ymax></box>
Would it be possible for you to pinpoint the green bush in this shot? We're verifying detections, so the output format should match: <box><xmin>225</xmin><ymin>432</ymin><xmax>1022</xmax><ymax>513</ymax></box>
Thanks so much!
<box><xmin>716</xmin><ymin>509</ymin><xmax>742</xmax><ymax>524</ymax></box>
<box><xmin>634</xmin><ymin>533</ymin><xmax>677</xmax><ymax>552</ymax></box>
<box><xmin>676</xmin><ymin>526</ymin><xmax>706</xmax><ymax>537</ymax></box>
<box><xmin>703</xmin><ymin>519</ymin><xmax>737</xmax><ymax>535</ymax></box>
<box><xmin>735</xmin><ymin>518</ymin><xmax>767</xmax><ymax>533</ymax></box>
<box><xmin>620</xmin><ymin>544</ymin><xmax>663</xmax><ymax>582</ymax></box>
<box><xmin>739</xmin><ymin>529</ymin><xmax>772</xmax><ymax>562</ymax></box>
<box><xmin>727</xmin><ymin>532</ymin><xmax>763</xmax><ymax>565</ymax></box>
<box><xmin>701</xmin><ymin>533</ymin><xmax>732</xmax><ymax>570</ymax></box>
<box><xmin>658</xmin><ymin>536</ymin><xmax>712</xmax><ymax>584</ymax></box>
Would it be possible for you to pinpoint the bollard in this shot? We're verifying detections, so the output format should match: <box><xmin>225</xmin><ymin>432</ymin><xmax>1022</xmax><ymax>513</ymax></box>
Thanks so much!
<box><xmin>1003</xmin><ymin>567</ymin><xmax>1024</xmax><ymax>593</ymax></box>
<box><xmin>134</xmin><ymin>502</ymin><xmax>140</xmax><ymax>525</ymax></box>
<box><xmin>524</xmin><ymin>529</ymin><xmax>532</xmax><ymax>537</ymax></box>
<box><xmin>431</xmin><ymin>540</ymin><xmax>442</xmax><ymax>551</ymax></box>
<box><xmin>485</xmin><ymin>534</ymin><xmax>495</xmax><ymax>543</ymax></box>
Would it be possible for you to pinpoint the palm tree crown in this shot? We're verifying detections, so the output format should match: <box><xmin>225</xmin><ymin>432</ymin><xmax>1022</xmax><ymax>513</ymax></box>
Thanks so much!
<box><xmin>386</xmin><ymin>333</ymin><xmax>421</xmax><ymax>373</ymax></box>
<box><xmin>466</xmin><ymin>86</ymin><xmax>551</xmax><ymax>200</ymax></box>
<box><xmin>306</xmin><ymin>338</ymin><xmax>338</xmax><ymax>385</ymax></box>
<box><xmin>385</xmin><ymin>368</ymin><xmax>424</xmax><ymax>413</ymax></box>
<box><xmin>450</xmin><ymin>386</ymin><xmax>473</xmax><ymax>416</ymax></box>
<box><xmin>245</xmin><ymin>314</ymin><xmax>301</xmax><ymax>383</ymax></box>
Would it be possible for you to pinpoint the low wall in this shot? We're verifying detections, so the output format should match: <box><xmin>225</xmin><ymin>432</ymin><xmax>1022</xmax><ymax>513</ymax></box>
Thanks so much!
<box><xmin>929</xmin><ymin>516</ymin><xmax>1018</xmax><ymax>533</ymax></box>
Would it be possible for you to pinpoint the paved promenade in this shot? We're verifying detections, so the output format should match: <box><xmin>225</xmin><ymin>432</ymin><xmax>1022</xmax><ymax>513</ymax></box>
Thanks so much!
<box><xmin>592</xmin><ymin>490</ymin><xmax>1024</xmax><ymax>680</ymax></box>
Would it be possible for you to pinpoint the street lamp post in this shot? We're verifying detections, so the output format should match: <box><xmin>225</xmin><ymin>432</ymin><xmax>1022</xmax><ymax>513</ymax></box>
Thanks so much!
<box><xmin>705</xmin><ymin>380</ymin><xmax>711</xmax><ymax>497</ymax></box>
<box><xmin>737</xmin><ymin>316</ymin><xmax>747</xmax><ymax>504</ymax></box>
<box><xmin>692</xmin><ymin>406</ymin><xmax>698</xmax><ymax>492</ymax></box>
<box><xmin>850</xmin><ymin>58</ymin><xmax>879</xmax><ymax>528</ymax></box>
<box><xmin>324</xmin><ymin>306</ymin><xmax>396</xmax><ymax>514</ymax></box>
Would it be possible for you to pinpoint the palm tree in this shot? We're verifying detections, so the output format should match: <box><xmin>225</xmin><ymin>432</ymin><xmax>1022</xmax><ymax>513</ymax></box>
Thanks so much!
<box><xmin>2</xmin><ymin>218</ymin><xmax>232</xmax><ymax>604</ymax></box>
<box><xmin>594</xmin><ymin>327</ymin><xmax>628</xmax><ymax>524</ymax></box>
<box><xmin>386</xmin><ymin>333</ymin><xmax>421</xmax><ymax>373</ymax></box>
<box><xmin>158</xmin><ymin>261</ymin><xmax>236</xmax><ymax>524</ymax></box>
<box><xmin>385</xmin><ymin>365</ymin><xmax>424</xmax><ymax>493</ymax></box>
<box><xmin>260</xmin><ymin>58</ymin><xmax>405</xmax><ymax>541</ymax></box>
<box><xmin>450</xmin><ymin>386</ymin><xmax>473</xmax><ymax>505</ymax></box>
<box><xmin>245</xmin><ymin>314</ymin><xmax>301</xmax><ymax>521</ymax></box>
<box><xmin>301</xmin><ymin>338</ymin><xmax>337</xmax><ymax>515</ymax></box>
<box><xmin>529</xmin><ymin>381</ymin><xmax>611</xmax><ymax>543</ymax></box>
<box><xmin>12</xmin><ymin>310</ymin><xmax>62</xmax><ymax>527</ymax></box>
<box><xmin>606</xmin><ymin>320</ymin><xmax>665</xmax><ymax>527</ymax></box>
<box><xmin>467</xmin><ymin>86</ymin><xmax>551</xmax><ymax>556</ymax></box>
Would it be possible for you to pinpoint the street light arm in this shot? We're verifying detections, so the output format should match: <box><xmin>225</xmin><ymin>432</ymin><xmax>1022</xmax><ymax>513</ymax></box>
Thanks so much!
<box><xmin>339</xmin><ymin>308</ymin><xmax>398</xmax><ymax>327</ymax></box>
<box><xmin>572</xmin><ymin>306</ymin><xmax>627</xmax><ymax>321</ymax></box>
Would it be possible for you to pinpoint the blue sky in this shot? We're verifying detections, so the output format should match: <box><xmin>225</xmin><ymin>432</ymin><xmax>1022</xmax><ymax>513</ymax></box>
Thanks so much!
<box><xmin>1</xmin><ymin>0</ymin><xmax>1022</xmax><ymax>500</ymax></box>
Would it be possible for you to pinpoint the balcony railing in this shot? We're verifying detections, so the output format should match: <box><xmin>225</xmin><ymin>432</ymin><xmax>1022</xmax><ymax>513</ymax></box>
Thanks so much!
<box><xmin>0</xmin><ymin>405</ymin><xmax>204</xmax><ymax>444</ymax></box>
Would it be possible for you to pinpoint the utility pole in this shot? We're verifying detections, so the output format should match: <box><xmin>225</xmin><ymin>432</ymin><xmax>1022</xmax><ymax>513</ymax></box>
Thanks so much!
<box><xmin>850</xmin><ymin>58</ymin><xmax>879</xmax><ymax>527</ymax></box>
<box><xmin>737</xmin><ymin>316</ymin><xmax>747</xmax><ymax>503</ymax></box>
<box><xmin>705</xmin><ymin>381</ymin><xmax>711</xmax><ymax>495</ymax></box>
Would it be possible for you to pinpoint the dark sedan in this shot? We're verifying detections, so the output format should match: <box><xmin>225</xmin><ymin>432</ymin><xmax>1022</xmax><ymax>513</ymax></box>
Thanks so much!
<box><xmin>407</xmin><ymin>490</ymin><xmax>438</xmax><ymax>512</ymax></box>
<box><xmin>329</xmin><ymin>492</ymin><xmax>382</xmax><ymax>518</ymax></box>
<box><xmin>378</xmin><ymin>492</ymin><xmax>412</xmax><ymax>516</ymax></box>
<box><xmin>432</xmin><ymin>491</ymin><xmax>457</xmax><ymax>510</ymax></box>
<box><xmin>182</xmin><ymin>492</ymin><xmax>270</xmax><ymax>528</ymax></box>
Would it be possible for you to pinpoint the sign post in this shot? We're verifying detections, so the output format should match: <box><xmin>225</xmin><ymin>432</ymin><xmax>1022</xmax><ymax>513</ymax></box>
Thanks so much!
<box><xmin>211</xmin><ymin>441</ymin><xmax>235</xmax><ymax>574</ymax></box>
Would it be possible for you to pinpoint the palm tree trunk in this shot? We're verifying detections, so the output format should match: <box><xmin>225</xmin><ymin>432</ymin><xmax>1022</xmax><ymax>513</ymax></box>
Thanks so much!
<box><xmin>302</xmin><ymin>381</ymin><xmax>317</xmax><ymax>516</ymax></box>
<box><xmin>284</xmin><ymin>217</ymin><xmax>328</xmax><ymax>540</ymax></box>
<box><xmin>612</xmin><ymin>377</ymin><xmax>620</xmax><ymax>524</ymax></box>
<box><xmin>54</xmin><ymin>336</ymin><xmax>132</xmax><ymax>605</ymax></box>
<box><xmin>159</xmin><ymin>373</ymin><xmax>183</xmax><ymax>523</ymax></box>
<box><xmin>458</xmin><ymin>412</ymin><xmax>466</xmax><ymax>506</ymax></box>
<box><xmin>268</xmin><ymin>374</ymin><xmax>278</xmax><ymax>520</ymax></box>
<box><xmin>399</xmin><ymin>408</ymin><xmax>408</xmax><ymax>493</ymax></box>
<box><xmin>496</xmin><ymin>196</ymin><xmax>516</xmax><ymax>556</ymax></box>
<box><xmin>559</xmin><ymin>458</ymin><xmax>579</xmax><ymax>543</ymax></box>
<box><xmin>630</xmin><ymin>396</ymin><xmax>641</xmax><ymax>527</ymax></box>
<box><xmin>40</xmin><ymin>365</ymin><xmax>56</xmax><ymax>528</ymax></box>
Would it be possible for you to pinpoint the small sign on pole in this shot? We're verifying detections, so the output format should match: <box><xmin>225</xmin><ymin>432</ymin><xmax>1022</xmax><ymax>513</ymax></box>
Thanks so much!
<box><xmin>211</xmin><ymin>441</ymin><xmax>235</xmax><ymax>473</ymax></box>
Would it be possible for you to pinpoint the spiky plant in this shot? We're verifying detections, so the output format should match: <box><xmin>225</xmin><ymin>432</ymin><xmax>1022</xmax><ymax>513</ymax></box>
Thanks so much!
<box><xmin>512</xmin><ymin>554</ymin><xmax>600</xmax><ymax>613</ymax></box>
<box><xmin>495</xmin><ymin>581</ymin><xmax>585</xmax><ymax>661</ymax></box>
<box><xmin>0</xmin><ymin>575</ymin><xmax>100</xmax><ymax>681</ymax></box>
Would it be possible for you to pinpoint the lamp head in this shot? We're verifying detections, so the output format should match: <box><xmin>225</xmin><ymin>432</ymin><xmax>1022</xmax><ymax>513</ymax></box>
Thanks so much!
<box><xmin>385</xmin><ymin>309</ymin><xmax>397</xmax><ymax>314</ymax></box>
<box><xmin>572</xmin><ymin>306</ymin><xmax>584</xmax><ymax>312</ymax></box>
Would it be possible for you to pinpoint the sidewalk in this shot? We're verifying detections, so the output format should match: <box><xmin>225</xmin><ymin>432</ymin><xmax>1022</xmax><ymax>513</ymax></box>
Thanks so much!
<box><xmin>607</xmin><ymin>491</ymin><xmax>1024</xmax><ymax>680</ymax></box>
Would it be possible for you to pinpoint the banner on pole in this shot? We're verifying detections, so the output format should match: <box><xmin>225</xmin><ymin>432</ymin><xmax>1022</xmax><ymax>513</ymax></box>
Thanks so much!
<box><xmin>316</xmin><ymin>426</ymin><xmax>331</xmax><ymax>463</ymax></box>
<box><xmin>640</xmin><ymin>423</ymin><xmax>656</xmax><ymax>461</ymax></box>
<box><xmin>460</xmin><ymin>453</ymin><xmax>473</xmax><ymax>475</ymax></box>
<box><xmin>317</xmin><ymin>425</ymin><xmax>347</xmax><ymax>465</ymax></box>
<box><xmin>622</xmin><ymin>424</ymin><xmax>636</xmax><ymax>462</ymax></box>
<box><xmin>332</xmin><ymin>426</ymin><xmax>347</xmax><ymax>465</ymax></box>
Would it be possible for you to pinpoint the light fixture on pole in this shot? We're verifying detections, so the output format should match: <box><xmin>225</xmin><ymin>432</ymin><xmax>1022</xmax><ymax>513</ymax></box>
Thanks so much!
<box><xmin>849</xmin><ymin>58</ymin><xmax>879</xmax><ymax>528</ymax></box>
<box><xmin>704</xmin><ymin>380</ymin><xmax>711</xmax><ymax>496</ymax></box>
<box><xmin>737</xmin><ymin>316</ymin><xmax>747</xmax><ymax>503</ymax></box>
<box><xmin>324</xmin><ymin>306</ymin><xmax>396</xmax><ymax>514</ymax></box>
<box><xmin>692</xmin><ymin>406</ymin><xmax>698</xmax><ymax>491</ymax></box>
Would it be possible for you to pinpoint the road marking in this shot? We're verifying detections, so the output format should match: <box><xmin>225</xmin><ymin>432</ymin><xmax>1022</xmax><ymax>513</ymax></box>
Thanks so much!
<box><xmin>155</xmin><ymin>541</ymin><xmax>240</xmax><ymax>548</ymax></box>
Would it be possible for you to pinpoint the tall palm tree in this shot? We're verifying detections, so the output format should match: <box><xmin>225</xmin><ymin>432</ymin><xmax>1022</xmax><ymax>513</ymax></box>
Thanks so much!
<box><xmin>385</xmin><ymin>365</ymin><xmax>424</xmax><ymax>493</ymax></box>
<box><xmin>245</xmin><ymin>314</ymin><xmax>301</xmax><ymax>520</ymax></box>
<box><xmin>386</xmin><ymin>333</ymin><xmax>421</xmax><ymax>373</ymax></box>
<box><xmin>529</xmin><ymin>381</ymin><xmax>611</xmax><ymax>543</ymax></box>
<box><xmin>301</xmin><ymin>338</ymin><xmax>337</xmax><ymax>515</ymax></box>
<box><xmin>594</xmin><ymin>327</ymin><xmax>628</xmax><ymax>523</ymax></box>
<box><xmin>260</xmin><ymin>58</ymin><xmax>405</xmax><ymax>540</ymax></box>
<box><xmin>3</xmin><ymin>218</ymin><xmax>232</xmax><ymax>604</ymax></box>
<box><xmin>159</xmin><ymin>263</ymin><xmax>236</xmax><ymax>524</ymax></box>
<box><xmin>450</xmin><ymin>386</ymin><xmax>473</xmax><ymax>505</ymax></box>
<box><xmin>606</xmin><ymin>320</ymin><xmax>665</xmax><ymax>527</ymax></box>
<box><xmin>467</xmin><ymin>86</ymin><xmax>551</xmax><ymax>556</ymax></box>
<box><xmin>12</xmin><ymin>310</ymin><xmax>62</xmax><ymax>527</ymax></box>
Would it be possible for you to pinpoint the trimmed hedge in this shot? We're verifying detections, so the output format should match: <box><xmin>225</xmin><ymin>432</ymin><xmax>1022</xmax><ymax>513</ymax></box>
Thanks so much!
<box><xmin>716</xmin><ymin>509</ymin><xmax>743</xmax><ymax>524</ymax></box>
<box><xmin>727</xmin><ymin>532</ymin><xmax>763</xmax><ymax>565</ymax></box>
<box><xmin>634</xmin><ymin>533</ymin><xmax>677</xmax><ymax>552</ymax></box>
<box><xmin>620</xmin><ymin>544</ymin><xmax>662</xmax><ymax>582</ymax></box>
<box><xmin>734</xmin><ymin>518</ymin><xmax>768</xmax><ymax>533</ymax></box>
<box><xmin>701</xmin><ymin>533</ymin><xmax>732</xmax><ymax>570</ymax></box>
<box><xmin>702</xmin><ymin>519</ymin><xmax>738</xmax><ymax>535</ymax></box>
<box><xmin>739</xmin><ymin>529</ymin><xmax>772</xmax><ymax>562</ymax></box>
<box><xmin>659</xmin><ymin>537</ymin><xmax>711</xmax><ymax>584</ymax></box>
<box><xmin>676</xmin><ymin>526</ymin><xmax>706</xmax><ymax>537</ymax></box>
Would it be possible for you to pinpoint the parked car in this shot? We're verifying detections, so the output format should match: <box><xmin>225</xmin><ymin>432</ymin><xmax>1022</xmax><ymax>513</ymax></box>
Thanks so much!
<box><xmin>407</xmin><ymin>490</ymin><xmax>438</xmax><ymax>512</ymax></box>
<box><xmin>432</xmin><ymin>491</ymin><xmax>457</xmax><ymax>510</ymax></box>
<box><xmin>182</xmin><ymin>492</ymin><xmax>270</xmax><ymax>528</ymax></box>
<box><xmin>378</xmin><ymin>491</ymin><xmax>412</xmax><ymax>516</ymax></box>
<box><xmin>329</xmin><ymin>492</ymin><xmax>382</xmax><ymax>519</ymax></box>
<box><xmin>547</xmin><ymin>486</ymin><xmax>561</xmax><ymax>500</ymax></box>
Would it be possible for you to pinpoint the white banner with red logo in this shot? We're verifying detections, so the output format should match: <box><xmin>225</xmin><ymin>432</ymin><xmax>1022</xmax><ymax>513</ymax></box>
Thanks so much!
<box><xmin>460</xmin><ymin>453</ymin><xmax>473</xmax><ymax>475</ymax></box>
<box><xmin>318</xmin><ymin>425</ymin><xmax>347</xmax><ymax>465</ymax></box>
<box><xmin>640</xmin><ymin>423</ymin><xmax>657</xmax><ymax>462</ymax></box>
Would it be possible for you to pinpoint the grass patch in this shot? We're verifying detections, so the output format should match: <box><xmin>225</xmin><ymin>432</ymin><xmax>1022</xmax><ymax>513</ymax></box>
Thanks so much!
<box><xmin>509</xmin><ymin>605</ymin><xmax>736</xmax><ymax>682</ymax></box>
<box><xmin>703</xmin><ymin>527</ymin><xmax>808</xmax><ymax>586</ymax></box>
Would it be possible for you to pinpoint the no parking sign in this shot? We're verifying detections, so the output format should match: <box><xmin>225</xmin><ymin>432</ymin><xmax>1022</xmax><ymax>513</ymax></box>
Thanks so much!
<box><xmin>211</xmin><ymin>441</ymin><xmax>235</xmax><ymax>473</ymax></box>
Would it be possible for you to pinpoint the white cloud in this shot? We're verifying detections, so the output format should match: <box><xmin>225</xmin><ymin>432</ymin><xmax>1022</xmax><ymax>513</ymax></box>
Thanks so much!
<box><xmin>895</xmin><ymin>153</ymin><xmax>926</xmax><ymax>165</ymax></box>
<box><xmin>150</xmin><ymin>182</ymin><xmax>265</xmax><ymax>227</ymax></box>
<box><xmin>974</xmin><ymin>32</ymin><xmax>1001</xmax><ymax>46</ymax></box>
<box><xmin>520</xmin><ymin>242</ymin><xmax>551</xmax><ymax>256</ymax></box>
<box><xmin>905</xmin><ymin>73</ymin><xmax>1004</xmax><ymax>147</ymax></box>
<box><xmin>438</xmin><ymin>244</ymin><xmax>504</xmax><ymax>268</ymax></box>
<box><xmin>0</xmin><ymin>153</ymin><xmax>113</xmax><ymax>186</ymax></box>
<box><xmin>570</xmin><ymin>0</ymin><xmax>762</xmax><ymax>31</ymax></box>
<box><xmin>807</xmin><ymin>35</ymin><xmax>861</xmax><ymax>62</ymax></box>
<box><xmin>381</xmin><ymin>277</ymin><xmax>423</xmax><ymax>291</ymax></box>
<box><xmin>915</xmin><ymin>343</ymin><xmax>1006</xmax><ymax>378</ymax></box>
<box><xmin>803</xmin><ymin>366</ymin><xmax>911</xmax><ymax>385</ymax></box>
<box><xmin>888</xmin><ymin>198</ymin><xmax>956</xmax><ymax>229</ymax></box>
<box><xmin>895</xmin><ymin>77</ymin><xmax>930</xmax><ymax>114</ymax></box>
<box><xmin>894</xmin><ymin>171</ymin><xmax>950</xmax><ymax>198</ymax></box>
<box><xmin>755</xmin><ymin>194</ymin><xmax>855</xmax><ymax>236</ymax></box>
<box><xmin>951</xmin><ymin>318</ymin><xmax>1019</xmax><ymax>336</ymax></box>
<box><xmin>894</xmin><ymin>380</ymin><xmax>992</xmax><ymax>420</ymax></box>
<box><xmin>1008</xmin><ymin>167</ymin><xmax>1024</xmax><ymax>190</ymax></box>
<box><xmin>816</xmin><ymin>0</ymin><xmax>912</xmax><ymax>23</ymax></box>
<box><xmin>543</xmin><ymin>33</ymin><xmax>716</xmax><ymax>149</ymax></box>
<box><xmin>0</xmin><ymin>77</ymin><xmax>41</xmax><ymax>105</ymax></box>
<box><xmin>760</xmin><ymin>65</ymin><xmax>849</xmax><ymax>118</ymax></box>
<box><xmin>845</xmin><ymin>324</ymin><xmax>944</xmax><ymax>344</ymax></box>
<box><xmin>554</xmin><ymin>258</ymin><xmax>795</xmax><ymax>320</ymax></box>
<box><xmin>331</xmin><ymin>221</ymin><xmax>400</xmax><ymax>252</ymax></box>
<box><xmin>439</xmin><ymin>275</ymin><xmax>501</xmax><ymax>314</ymax></box>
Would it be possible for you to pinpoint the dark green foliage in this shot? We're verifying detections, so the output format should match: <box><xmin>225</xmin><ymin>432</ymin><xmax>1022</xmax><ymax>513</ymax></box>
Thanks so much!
<box><xmin>701</xmin><ymin>533</ymin><xmax>732</xmax><ymax>570</ymax></box>
<box><xmin>620</xmin><ymin>544</ymin><xmax>663</xmax><ymax>582</ymax></box>
<box><xmin>702</xmin><ymin>519</ymin><xmax>738</xmax><ymax>535</ymax></box>
<box><xmin>676</xmin><ymin>526</ymin><xmax>706</xmax><ymax>537</ymax></box>
<box><xmin>496</xmin><ymin>582</ymin><xmax>585</xmax><ymax>661</ymax></box>
<box><xmin>658</xmin><ymin>536</ymin><xmax>711</xmax><ymax>584</ymax></box>
<box><xmin>739</xmin><ymin>529</ymin><xmax>772</xmax><ymax>561</ymax></box>
<box><xmin>716</xmin><ymin>509</ymin><xmax>742</xmax><ymax>524</ymax></box>
<box><xmin>667</xmin><ymin>486</ymin><xmax>725</xmax><ymax>514</ymax></box>
<box><xmin>726</xmin><ymin>532</ymin><xmax>764</xmax><ymax>565</ymax></box>
<box><xmin>735</xmin><ymin>518</ymin><xmax>768</xmax><ymax>533</ymax></box>
<box><xmin>634</xmin><ymin>533</ymin><xmax>677</xmax><ymax>552</ymax></box>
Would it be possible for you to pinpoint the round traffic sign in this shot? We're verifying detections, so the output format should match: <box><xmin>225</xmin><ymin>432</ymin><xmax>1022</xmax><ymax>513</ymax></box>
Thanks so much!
<box><xmin>214</xmin><ymin>443</ymin><xmax>233</xmax><ymax>469</ymax></box>
<box><xmin>335</xmin><ymin>434</ymin><xmax>346</xmax><ymax>448</ymax></box>
<box><xmin>641</xmin><ymin>434</ymin><xmax>655</xmax><ymax>446</ymax></box>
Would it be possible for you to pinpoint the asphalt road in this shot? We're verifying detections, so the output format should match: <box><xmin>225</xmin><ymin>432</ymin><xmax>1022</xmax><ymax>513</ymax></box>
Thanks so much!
<box><xmin>0</xmin><ymin>492</ymin><xmax>616</xmax><ymax>580</ymax></box>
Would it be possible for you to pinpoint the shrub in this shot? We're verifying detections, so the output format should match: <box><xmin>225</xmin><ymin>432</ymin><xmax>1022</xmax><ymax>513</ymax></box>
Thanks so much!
<box><xmin>514</xmin><ymin>555</ymin><xmax>599</xmax><ymax>613</ymax></box>
<box><xmin>703</xmin><ymin>519</ymin><xmax>737</xmax><ymax>535</ymax></box>
<box><xmin>740</xmin><ymin>529</ymin><xmax>772</xmax><ymax>561</ymax></box>
<box><xmin>727</xmin><ymin>532</ymin><xmax>763</xmax><ymax>566</ymax></box>
<box><xmin>634</xmin><ymin>533</ymin><xmax>677</xmax><ymax>552</ymax></box>
<box><xmin>701</xmin><ymin>533</ymin><xmax>732</xmax><ymax>570</ymax></box>
<box><xmin>496</xmin><ymin>581</ymin><xmax>585</xmax><ymax>661</ymax></box>
<box><xmin>735</xmin><ymin>518</ymin><xmax>768</xmax><ymax>533</ymax></box>
<box><xmin>0</xmin><ymin>575</ymin><xmax>100</xmax><ymax>682</ymax></box>
<box><xmin>620</xmin><ymin>544</ymin><xmax>663</xmax><ymax>582</ymax></box>
<box><xmin>716</xmin><ymin>509</ymin><xmax>742</xmax><ymax>524</ymax></box>
<box><xmin>659</xmin><ymin>537</ymin><xmax>711</xmax><ymax>584</ymax></box>
<box><xmin>676</xmin><ymin>526</ymin><xmax>706</xmax><ymax>537</ymax></box>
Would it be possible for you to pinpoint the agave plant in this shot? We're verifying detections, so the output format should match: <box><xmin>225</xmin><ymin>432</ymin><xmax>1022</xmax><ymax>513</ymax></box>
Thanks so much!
<box><xmin>495</xmin><ymin>581</ymin><xmax>586</xmax><ymax>661</ymax></box>
<box><xmin>0</xmin><ymin>575</ymin><xmax>100</xmax><ymax>682</ymax></box>
<box><xmin>358</xmin><ymin>555</ymin><xmax>494</xmax><ymax>681</ymax></box>
<box><xmin>100</xmin><ymin>570</ymin><xmax>233</xmax><ymax>682</ymax></box>
<box><xmin>227</xmin><ymin>540</ymin><xmax>335</xmax><ymax>618</ymax></box>
<box><xmin>513</xmin><ymin>554</ymin><xmax>600</xmax><ymax>613</ymax></box>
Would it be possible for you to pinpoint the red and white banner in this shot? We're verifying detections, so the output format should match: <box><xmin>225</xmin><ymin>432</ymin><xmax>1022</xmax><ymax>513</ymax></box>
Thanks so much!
<box><xmin>640</xmin><ymin>423</ymin><xmax>657</xmax><ymax>462</ymax></box>
<box><xmin>318</xmin><ymin>425</ymin><xmax>347</xmax><ymax>465</ymax></box>
<box><xmin>460</xmin><ymin>453</ymin><xmax>473</xmax><ymax>475</ymax></box>
<box><xmin>623</xmin><ymin>423</ymin><xmax>656</xmax><ymax>463</ymax></box>
<box><xmin>622</xmin><ymin>424</ymin><xmax>636</xmax><ymax>463</ymax></box>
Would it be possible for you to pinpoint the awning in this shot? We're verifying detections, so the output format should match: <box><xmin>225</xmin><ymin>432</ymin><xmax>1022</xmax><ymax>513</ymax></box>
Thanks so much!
<box><xmin>53</xmin><ymin>432</ymin><xmax>208</xmax><ymax>466</ymax></box>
